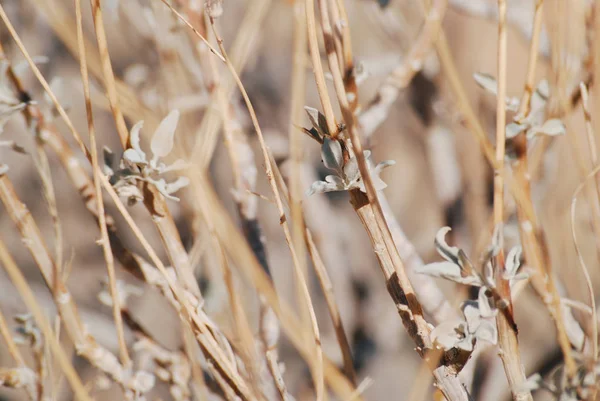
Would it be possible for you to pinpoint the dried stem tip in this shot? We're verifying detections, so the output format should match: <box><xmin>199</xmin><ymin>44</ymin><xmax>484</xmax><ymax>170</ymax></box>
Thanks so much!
<box><xmin>206</xmin><ymin>0</ymin><xmax>223</xmax><ymax>18</ymax></box>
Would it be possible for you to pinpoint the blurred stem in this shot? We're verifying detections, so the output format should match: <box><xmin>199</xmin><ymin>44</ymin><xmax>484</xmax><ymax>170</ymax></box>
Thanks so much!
<box><xmin>492</xmin><ymin>1</ymin><xmax>532</xmax><ymax>399</ymax></box>
<box><xmin>510</xmin><ymin>0</ymin><xmax>578</xmax><ymax>380</ymax></box>
<box><xmin>207</xmin><ymin>15</ymin><xmax>325</xmax><ymax>401</ymax></box>
<box><xmin>88</xmin><ymin>0</ymin><xmax>129</xmax><ymax>148</ymax></box>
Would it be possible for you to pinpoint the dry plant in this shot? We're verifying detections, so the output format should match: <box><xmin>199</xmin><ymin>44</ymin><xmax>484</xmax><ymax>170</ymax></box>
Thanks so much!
<box><xmin>0</xmin><ymin>0</ymin><xmax>599</xmax><ymax>401</ymax></box>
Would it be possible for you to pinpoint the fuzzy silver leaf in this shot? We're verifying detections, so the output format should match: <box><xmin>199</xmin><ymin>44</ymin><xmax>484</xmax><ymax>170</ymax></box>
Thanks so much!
<box><xmin>434</xmin><ymin>226</ymin><xmax>460</xmax><ymax>263</ymax></box>
<box><xmin>321</xmin><ymin>138</ymin><xmax>344</xmax><ymax>175</ymax></box>
<box><xmin>150</xmin><ymin>109</ymin><xmax>179</xmax><ymax>165</ymax></box>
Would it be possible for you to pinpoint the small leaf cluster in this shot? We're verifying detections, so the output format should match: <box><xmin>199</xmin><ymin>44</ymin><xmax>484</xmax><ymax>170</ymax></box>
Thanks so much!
<box><xmin>473</xmin><ymin>73</ymin><xmax>565</xmax><ymax>141</ymax></box>
<box><xmin>104</xmin><ymin>110</ymin><xmax>189</xmax><ymax>205</ymax></box>
<box><xmin>301</xmin><ymin>106</ymin><xmax>395</xmax><ymax>196</ymax></box>
<box><xmin>415</xmin><ymin>227</ymin><xmax>530</xmax><ymax>351</ymax></box>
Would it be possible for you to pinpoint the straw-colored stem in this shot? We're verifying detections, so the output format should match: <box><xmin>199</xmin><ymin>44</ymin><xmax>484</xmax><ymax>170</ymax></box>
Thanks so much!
<box><xmin>508</xmin><ymin>0</ymin><xmax>578</xmax><ymax>381</ymax></box>
<box><xmin>88</xmin><ymin>0</ymin><xmax>130</xmax><ymax>148</ymax></box>
<box><xmin>289</xmin><ymin>0</ymin><xmax>310</xmax><ymax>329</ymax></box>
<box><xmin>492</xmin><ymin>2</ymin><xmax>531</xmax><ymax>399</ymax></box>
<box><xmin>218</xmin><ymin>240</ymin><xmax>263</xmax><ymax>399</ymax></box>
<box><xmin>189</xmin><ymin>0</ymin><xmax>272</xmax><ymax>168</ymax></box>
<box><xmin>570</xmin><ymin>174</ymin><xmax>599</xmax><ymax>365</ymax></box>
<box><xmin>206</xmin><ymin>18</ymin><xmax>325</xmax><ymax>400</ymax></box>
<box><xmin>269</xmin><ymin>152</ymin><xmax>357</xmax><ymax>390</ymax></box>
<box><xmin>305</xmin><ymin>0</ymin><xmax>338</xmax><ymax>134</ymax></box>
<box><xmin>192</xmin><ymin>171</ymin><xmax>362</xmax><ymax>400</ymax></box>
<box><xmin>305</xmin><ymin>229</ymin><xmax>357</xmax><ymax>385</ymax></box>
<box><xmin>76</xmin><ymin>0</ymin><xmax>131</xmax><ymax>369</ymax></box>
<box><xmin>493</xmin><ymin>1</ymin><xmax>507</xmax><ymax>234</ymax></box>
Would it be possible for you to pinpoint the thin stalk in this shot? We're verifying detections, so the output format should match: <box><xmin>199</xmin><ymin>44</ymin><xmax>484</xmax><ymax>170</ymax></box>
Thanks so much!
<box><xmin>289</xmin><ymin>0</ymin><xmax>311</xmax><ymax>342</ymax></box>
<box><xmin>571</xmin><ymin>174</ymin><xmax>599</xmax><ymax>366</ymax></box>
<box><xmin>509</xmin><ymin>0</ymin><xmax>578</xmax><ymax>380</ymax></box>
<box><xmin>305</xmin><ymin>229</ymin><xmax>357</xmax><ymax>384</ymax></box>
<box><xmin>493</xmin><ymin>2</ymin><xmax>531</xmax><ymax>399</ymax></box>
<box><xmin>89</xmin><ymin>0</ymin><xmax>130</xmax><ymax>148</ymax></box>
<box><xmin>192</xmin><ymin>171</ymin><xmax>362</xmax><ymax>400</ymax></box>
<box><xmin>206</xmin><ymin>18</ymin><xmax>325</xmax><ymax>400</ymax></box>
<box><xmin>579</xmin><ymin>82</ymin><xmax>600</xmax><ymax>264</ymax></box>
<box><xmin>305</xmin><ymin>0</ymin><xmax>338</xmax><ymax>135</ymax></box>
<box><xmin>75</xmin><ymin>0</ymin><xmax>131</xmax><ymax>369</ymax></box>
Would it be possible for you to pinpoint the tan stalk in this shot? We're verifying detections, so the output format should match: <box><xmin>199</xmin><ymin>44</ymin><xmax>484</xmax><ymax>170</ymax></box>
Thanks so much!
<box><xmin>570</xmin><ymin>165</ymin><xmax>600</xmax><ymax>401</ymax></box>
<box><xmin>100</xmin><ymin>172</ymin><xmax>255</xmax><ymax>400</ymax></box>
<box><xmin>88</xmin><ymin>0</ymin><xmax>132</xmax><ymax>147</ymax></box>
<box><xmin>76</xmin><ymin>0</ymin><xmax>131</xmax><ymax>369</ymax></box>
<box><xmin>509</xmin><ymin>0</ymin><xmax>578</xmax><ymax>380</ymax></box>
<box><xmin>189</xmin><ymin>0</ymin><xmax>272</xmax><ymax>167</ymax></box>
<box><xmin>266</xmin><ymin>150</ymin><xmax>357</xmax><ymax>386</ymax></box>
<box><xmin>203</xmin><ymin>17</ymin><xmax>292</xmax><ymax>397</ymax></box>
<box><xmin>327</xmin><ymin>0</ymin><xmax>357</xmax><ymax>110</ymax></box>
<box><xmin>203</xmin><ymin>16</ymin><xmax>325</xmax><ymax>400</ymax></box>
<box><xmin>0</xmin><ymin>237</ymin><xmax>92</xmax><ymax>401</ymax></box>
<box><xmin>289</xmin><ymin>0</ymin><xmax>310</xmax><ymax>329</ymax></box>
<box><xmin>30</xmin><ymin>0</ymin><xmax>199</xmax><ymax>299</ymax></box>
<box><xmin>576</xmin><ymin>83</ymin><xmax>600</xmax><ymax>369</ymax></box>
<box><xmin>174</xmin><ymin>2</ymin><xmax>294</xmax><ymax>397</ymax></box>
<box><xmin>378</xmin><ymin>194</ymin><xmax>456</xmax><ymax>324</ymax></box>
<box><xmin>31</xmin><ymin>140</ymin><xmax>63</xmax><ymax>277</ymax></box>
<box><xmin>218</xmin><ymin>241</ymin><xmax>264</xmax><ymax>400</ymax></box>
<box><xmin>0</xmin><ymin>173</ymin><xmax>166</xmax><ymax>396</ymax></box>
<box><xmin>305</xmin><ymin>229</ymin><xmax>357</xmax><ymax>384</ymax></box>
<box><xmin>305</xmin><ymin>0</ymin><xmax>338</xmax><ymax>135</ymax></box>
<box><xmin>492</xmin><ymin>2</ymin><xmax>531</xmax><ymax>399</ymax></box>
<box><xmin>433</xmin><ymin>31</ymin><xmax>496</xmax><ymax>165</ymax></box>
<box><xmin>571</xmin><ymin>170</ymin><xmax>599</xmax><ymax>366</ymax></box>
<box><xmin>191</xmin><ymin>171</ymin><xmax>361</xmax><ymax>400</ymax></box>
